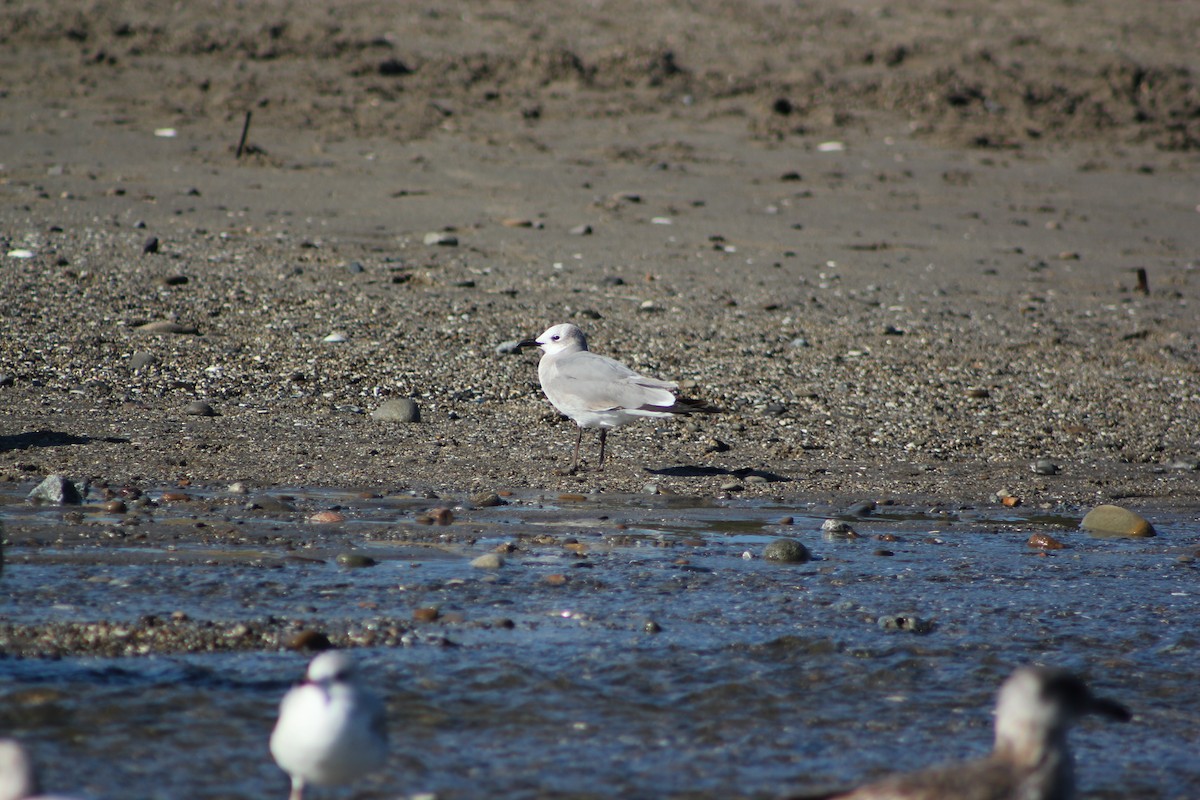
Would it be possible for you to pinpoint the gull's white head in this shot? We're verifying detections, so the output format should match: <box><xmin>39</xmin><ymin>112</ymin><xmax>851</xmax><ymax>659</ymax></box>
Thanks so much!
<box><xmin>519</xmin><ymin>323</ymin><xmax>589</xmax><ymax>356</ymax></box>
<box><xmin>305</xmin><ymin>650</ymin><xmax>357</xmax><ymax>684</ymax></box>
<box><xmin>993</xmin><ymin>667</ymin><xmax>1129</xmax><ymax>761</ymax></box>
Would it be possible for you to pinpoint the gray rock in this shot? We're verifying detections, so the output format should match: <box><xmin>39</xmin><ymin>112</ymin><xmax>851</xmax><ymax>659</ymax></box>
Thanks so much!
<box><xmin>336</xmin><ymin>553</ymin><xmax>378</xmax><ymax>568</ymax></box>
<box><xmin>822</xmin><ymin>518</ymin><xmax>861</xmax><ymax>540</ymax></box>
<box><xmin>1081</xmin><ymin>504</ymin><xmax>1156</xmax><ymax>538</ymax></box>
<box><xmin>470</xmin><ymin>553</ymin><xmax>505</xmax><ymax>569</ymax></box>
<box><xmin>878</xmin><ymin>614</ymin><xmax>935</xmax><ymax>634</ymax></box>
<box><xmin>371</xmin><ymin>398</ymin><xmax>421</xmax><ymax>423</ymax></box>
<box><xmin>184</xmin><ymin>400</ymin><xmax>217</xmax><ymax>416</ymax></box>
<box><xmin>136</xmin><ymin>320</ymin><xmax>198</xmax><ymax>335</ymax></box>
<box><xmin>1032</xmin><ymin>458</ymin><xmax>1060</xmax><ymax>475</ymax></box>
<box><xmin>763</xmin><ymin>538</ymin><xmax>811</xmax><ymax>563</ymax></box>
<box><xmin>27</xmin><ymin>474</ymin><xmax>84</xmax><ymax>505</ymax></box>
<box><xmin>569</xmin><ymin>224</ymin><xmax>594</xmax><ymax>236</ymax></box>
<box><xmin>246</xmin><ymin>495</ymin><xmax>296</xmax><ymax>513</ymax></box>
<box><xmin>129</xmin><ymin>351</ymin><xmax>157</xmax><ymax>372</ymax></box>
<box><xmin>423</xmin><ymin>231</ymin><xmax>458</xmax><ymax>246</ymax></box>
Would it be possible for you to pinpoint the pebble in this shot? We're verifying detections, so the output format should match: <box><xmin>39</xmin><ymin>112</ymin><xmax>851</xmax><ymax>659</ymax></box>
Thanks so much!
<box><xmin>821</xmin><ymin>519</ymin><xmax>861</xmax><ymax>540</ymax></box>
<box><xmin>27</xmin><ymin>474</ymin><xmax>83</xmax><ymax>505</ymax></box>
<box><xmin>136</xmin><ymin>320</ymin><xmax>198</xmax><ymax>335</ymax></box>
<box><xmin>846</xmin><ymin>500</ymin><xmax>877</xmax><ymax>516</ymax></box>
<box><xmin>371</xmin><ymin>398</ymin><xmax>420</xmax><ymax>423</ymax></box>
<box><xmin>159</xmin><ymin>274</ymin><xmax>189</xmax><ymax>286</ymax></box>
<box><xmin>102</xmin><ymin>500</ymin><xmax>127</xmax><ymax>514</ymax></box>
<box><xmin>322</xmin><ymin>331</ymin><xmax>348</xmax><ymax>343</ymax></box>
<box><xmin>543</xmin><ymin>574</ymin><xmax>568</xmax><ymax>586</ymax></box>
<box><xmin>719</xmin><ymin>481</ymin><xmax>744</xmax><ymax>492</ymax></box>
<box><xmin>763</xmin><ymin>538</ymin><xmax>811</xmax><ymax>563</ymax></box>
<box><xmin>335</xmin><ymin>553</ymin><xmax>377</xmax><ymax>568</ymax></box>
<box><xmin>308</xmin><ymin>510</ymin><xmax>346</xmax><ymax>524</ymax></box>
<box><xmin>471</xmin><ymin>492</ymin><xmax>506</xmax><ymax>508</ymax></box>
<box><xmin>184</xmin><ymin>400</ymin><xmax>217</xmax><ymax>416</ymax></box>
<box><xmin>246</xmin><ymin>495</ymin><xmax>296</xmax><ymax>513</ymax></box>
<box><xmin>966</xmin><ymin>387</ymin><xmax>991</xmax><ymax>398</ymax></box>
<box><xmin>287</xmin><ymin>630</ymin><xmax>332</xmax><ymax>651</ymax></box>
<box><xmin>877</xmin><ymin>614</ymin><xmax>934</xmax><ymax>634</ymax></box>
<box><xmin>470</xmin><ymin>553</ymin><xmax>505</xmax><ymax>569</ymax></box>
<box><xmin>142</xmin><ymin>236</ymin><xmax>160</xmax><ymax>254</ymax></box>
<box><xmin>0</xmin><ymin>373</ymin><xmax>13</xmax><ymax>387</ymax></box>
<box><xmin>1032</xmin><ymin>458</ymin><xmax>1061</xmax><ymax>475</ymax></box>
<box><xmin>501</xmin><ymin>218</ymin><xmax>535</xmax><ymax>228</ymax></box>
<box><xmin>1080</xmin><ymin>504</ymin><xmax>1156</xmax><ymax>538</ymax></box>
<box><xmin>128</xmin><ymin>351</ymin><xmax>157</xmax><ymax>371</ymax></box>
<box><xmin>412</xmin><ymin>607</ymin><xmax>440</xmax><ymax>623</ymax></box>
<box><xmin>1027</xmin><ymin>532</ymin><xmax>1066</xmax><ymax>550</ymax></box>
<box><xmin>569</xmin><ymin>224</ymin><xmax>593</xmax><ymax>236</ymax></box>
<box><xmin>423</xmin><ymin>231</ymin><xmax>458</xmax><ymax>246</ymax></box>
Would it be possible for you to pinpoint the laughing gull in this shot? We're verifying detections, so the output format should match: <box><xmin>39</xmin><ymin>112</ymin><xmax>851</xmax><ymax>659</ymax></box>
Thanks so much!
<box><xmin>0</xmin><ymin>739</ymin><xmax>85</xmax><ymax>800</ymax></box>
<box><xmin>269</xmin><ymin>651</ymin><xmax>388</xmax><ymax>800</ymax></box>
<box><xmin>791</xmin><ymin>667</ymin><xmax>1129</xmax><ymax>800</ymax></box>
<box><xmin>517</xmin><ymin>323</ymin><xmax>717</xmax><ymax>472</ymax></box>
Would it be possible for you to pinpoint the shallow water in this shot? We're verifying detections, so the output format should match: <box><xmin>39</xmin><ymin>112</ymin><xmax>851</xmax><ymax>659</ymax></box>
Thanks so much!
<box><xmin>2</xmin><ymin>486</ymin><xmax>1198</xmax><ymax>799</ymax></box>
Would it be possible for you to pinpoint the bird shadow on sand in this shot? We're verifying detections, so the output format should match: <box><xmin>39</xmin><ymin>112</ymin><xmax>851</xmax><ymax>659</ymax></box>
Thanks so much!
<box><xmin>644</xmin><ymin>465</ymin><xmax>791</xmax><ymax>482</ymax></box>
<box><xmin>0</xmin><ymin>429</ymin><xmax>128</xmax><ymax>453</ymax></box>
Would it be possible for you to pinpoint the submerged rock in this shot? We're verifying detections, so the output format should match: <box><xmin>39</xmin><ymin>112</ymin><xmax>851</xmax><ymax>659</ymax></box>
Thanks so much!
<box><xmin>763</xmin><ymin>538</ymin><xmax>811</xmax><ymax>563</ymax></box>
<box><xmin>1081</xmin><ymin>504</ymin><xmax>1156</xmax><ymax>538</ymax></box>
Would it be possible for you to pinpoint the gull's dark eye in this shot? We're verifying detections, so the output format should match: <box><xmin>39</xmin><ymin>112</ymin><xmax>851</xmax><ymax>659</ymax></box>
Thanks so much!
<box><xmin>551</xmin><ymin>335</ymin><xmax>560</xmax><ymax>341</ymax></box>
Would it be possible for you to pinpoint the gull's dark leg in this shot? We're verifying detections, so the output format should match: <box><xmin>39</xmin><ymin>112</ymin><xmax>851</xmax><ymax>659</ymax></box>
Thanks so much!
<box><xmin>569</xmin><ymin>427</ymin><xmax>583</xmax><ymax>473</ymax></box>
<box><xmin>597</xmin><ymin>429</ymin><xmax>607</xmax><ymax>471</ymax></box>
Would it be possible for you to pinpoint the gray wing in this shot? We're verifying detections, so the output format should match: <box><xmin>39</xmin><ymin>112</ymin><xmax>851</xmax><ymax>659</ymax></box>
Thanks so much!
<box><xmin>545</xmin><ymin>351</ymin><xmax>677</xmax><ymax>411</ymax></box>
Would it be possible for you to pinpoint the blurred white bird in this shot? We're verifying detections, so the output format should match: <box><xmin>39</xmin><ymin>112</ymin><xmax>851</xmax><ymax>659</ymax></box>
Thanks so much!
<box><xmin>518</xmin><ymin>323</ymin><xmax>716</xmax><ymax>472</ymax></box>
<box><xmin>790</xmin><ymin>667</ymin><xmax>1129</xmax><ymax>800</ymax></box>
<box><xmin>0</xmin><ymin>739</ymin><xmax>87</xmax><ymax>800</ymax></box>
<box><xmin>269</xmin><ymin>651</ymin><xmax>388</xmax><ymax>800</ymax></box>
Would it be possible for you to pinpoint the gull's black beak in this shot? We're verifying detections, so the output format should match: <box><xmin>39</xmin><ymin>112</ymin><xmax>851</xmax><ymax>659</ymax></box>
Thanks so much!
<box><xmin>515</xmin><ymin>338</ymin><xmax>540</xmax><ymax>351</ymax></box>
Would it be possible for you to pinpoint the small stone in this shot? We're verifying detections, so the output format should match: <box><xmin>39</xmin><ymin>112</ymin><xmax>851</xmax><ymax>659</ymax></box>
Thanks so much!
<box><xmin>336</xmin><ymin>553</ymin><xmax>377</xmax><ymax>568</ymax></box>
<box><xmin>246</xmin><ymin>495</ymin><xmax>296</xmax><ymax>513</ymax></box>
<box><xmin>0</xmin><ymin>373</ymin><xmax>13</xmax><ymax>387</ymax></box>
<box><xmin>128</xmin><ymin>351</ymin><xmax>157</xmax><ymax>371</ymax></box>
<box><xmin>159</xmin><ymin>274</ymin><xmax>189</xmax><ymax>286</ymax></box>
<box><xmin>763</xmin><ymin>538</ymin><xmax>811</xmax><ymax>563</ymax></box>
<box><xmin>1027</xmin><ymin>532</ymin><xmax>1066</xmax><ymax>550</ymax></box>
<box><xmin>643</xmin><ymin>620</ymin><xmax>662</xmax><ymax>633</ymax></box>
<box><xmin>569</xmin><ymin>224</ymin><xmax>593</xmax><ymax>236</ymax></box>
<box><xmin>966</xmin><ymin>387</ymin><xmax>990</xmax><ymax>398</ymax></box>
<box><xmin>878</xmin><ymin>614</ymin><xmax>934</xmax><ymax>634</ymax></box>
<box><xmin>288</xmin><ymin>630</ymin><xmax>332</xmax><ymax>651</ymax></box>
<box><xmin>470</xmin><ymin>553</ymin><xmax>505</xmax><ymax>569</ymax></box>
<box><xmin>412</xmin><ymin>607</ymin><xmax>440</xmax><ymax>623</ymax></box>
<box><xmin>184</xmin><ymin>400</ymin><xmax>217</xmax><ymax>417</ymax></box>
<box><xmin>27</xmin><ymin>474</ymin><xmax>83</xmax><ymax>505</ymax></box>
<box><xmin>719</xmin><ymin>481</ymin><xmax>744</xmax><ymax>492</ymax></box>
<box><xmin>777</xmin><ymin>516</ymin><xmax>794</xmax><ymax>525</ymax></box>
<box><xmin>308</xmin><ymin>510</ymin><xmax>346</xmax><ymax>524</ymax></box>
<box><xmin>1081</xmin><ymin>504</ymin><xmax>1156</xmax><ymax>538</ymax></box>
<box><xmin>322</xmin><ymin>331</ymin><xmax>348</xmax><ymax>343</ymax></box>
<box><xmin>846</xmin><ymin>500</ymin><xmax>877</xmax><ymax>516</ymax></box>
<box><xmin>103</xmin><ymin>500</ymin><xmax>127</xmax><ymax>514</ymax></box>
<box><xmin>142</xmin><ymin>237</ymin><xmax>160</xmax><ymax>254</ymax></box>
<box><xmin>371</xmin><ymin>398</ymin><xmax>420</xmax><ymax>423</ymax></box>
<box><xmin>428</xmin><ymin>507</ymin><xmax>453</xmax><ymax>525</ymax></box>
<box><xmin>471</xmin><ymin>492</ymin><xmax>506</xmax><ymax>508</ymax></box>
<box><xmin>543</xmin><ymin>574</ymin><xmax>568</xmax><ymax>586</ymax></box>
<box><xmin>1001</xmin><ymin>495</ymin><xmax>1021</xmax><ymax>508</ymax></box>
<box><xmin>821</xmin><ymin>519</ymin><xmax>860</xmax><ymax>540</ymax></box>
<box><xmin>1032</xmin><ymin>458</ymin><xmax>1060</xmax><ymax>475</ymax></box>
<box><xmin>558</xmin><ymin>494</ymin><xmax>587</xmax><ymax>502</ymax></box>
<box><xmin>160</xmin><ymin>491</ymin><xmax>191</xmax><ymax>503</ymax></box>
<box><xmin>501</xmin><ymin>218</ymin><xmax>534</xmax><ymax>228</ymax></box>
<box><xmin>423</xmin><ymin>231</ymin><xmax>458</xmax><ymax>246</ymax></box>
<box><xmin>136</xmin><ymin>320</ymin><xmax>198</xmax><ymax>334</ymax></box>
